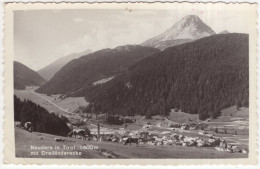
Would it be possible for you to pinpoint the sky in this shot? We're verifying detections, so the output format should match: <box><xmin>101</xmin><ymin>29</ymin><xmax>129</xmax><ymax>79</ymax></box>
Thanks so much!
<box><xmin>14</xmin><ymin>7</ymin><xmax>252</xmax><ymax>71</ymax></box>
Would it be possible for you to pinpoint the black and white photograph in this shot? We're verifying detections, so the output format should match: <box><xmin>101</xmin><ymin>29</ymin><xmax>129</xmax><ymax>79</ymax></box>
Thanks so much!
<box><xmin>3</xmin><ymin>2</ymin><xmax>257</xmax><ymax>164</ymax></box>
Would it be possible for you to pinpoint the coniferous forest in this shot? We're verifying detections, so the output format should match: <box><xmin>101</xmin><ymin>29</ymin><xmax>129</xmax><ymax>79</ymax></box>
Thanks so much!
<box><xmin>85</xmin><ymin>34</ymin><xmax>249</xmax><ymax>120</ymax></box>
<box><xmin>14</xmin><ymin>95</ymin><xmax>70</xmax><ymax>136</ymax></box>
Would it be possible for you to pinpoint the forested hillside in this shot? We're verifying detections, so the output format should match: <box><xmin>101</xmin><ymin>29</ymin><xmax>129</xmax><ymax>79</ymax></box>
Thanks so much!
<box><xmin>36</xmin><ymin>45</ymin><xmax>159</xmax><ymax>95</ymax></box>
<box><xmin>86</xmin><ymin>34</ymin><xmax>249</xmax><ymax>120</ymax></box>
<box><xmin>14</xmin><ymin>95</ymin><xmax>70</xmax><ymax>136</ymax></box>
<box><xmin>14</xmin><ymin>61</ymin><xmax>46</xmax><ymax>90</ymax></box>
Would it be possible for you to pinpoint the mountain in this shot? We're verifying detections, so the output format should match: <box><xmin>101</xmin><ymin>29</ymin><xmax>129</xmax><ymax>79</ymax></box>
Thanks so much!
<box><xmin>36</xmin><ymin>45</ymin><xmax>160</xmax><ymax>95</ymax></box>
<box><xmin>219</xmin><ymin>30</ymin><xmax>230</xmax><ymax>34</ymax></box>
<box><xmin>86</xmin><ymin>33</ymin><xmax>249</xmax><ymax>120</ymax></box>
<box><xmin>14</xmin><ymin>61</ymin><xmax>46</xmax><ymax>90</ymax></box>
<box><xmin>37</xmin><ymin>49</ymin><xmax>92</xmax><ymax>80</ymax></box>
<box><xmin>141</xmin><ymin>15</ymin><xmax>216</xmax><ymax>50</ymax></box>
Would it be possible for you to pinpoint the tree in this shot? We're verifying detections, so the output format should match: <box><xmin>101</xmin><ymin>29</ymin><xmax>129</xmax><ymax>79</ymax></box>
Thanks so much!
<box><xmin>106</xmin><ymin>115</ymin><xmax>123</xmax><ymax>125</ymax></box>
<box><xmin>236</xmin><ymin>100</ymin><xmax>242</xmax><ymax>110</ymax></box>
<box><xmin>83</xmin><ymin>127</ymin><xmax>91</xmax><ymax>136</ymax></box>
<box><xmin>14</xmin><ymin>95</ymin><xmax>70</xmax><ymax>136</ymax></box>
<box><xmin>224</xmin><ymin>128</ymin><xmax>227</xmax><ymax>134</ymax></box>
<box><xmin>200</xmin><ymin>125</ymin><xmax>204</xmax><ymax>130</ymax></box>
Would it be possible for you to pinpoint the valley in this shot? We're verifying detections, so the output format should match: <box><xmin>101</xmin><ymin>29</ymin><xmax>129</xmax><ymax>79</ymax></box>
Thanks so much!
<box><xmin>15</xmin><ymin>87</ymin><xmax>88</xmax><ymax>120</ymax></box>
<box><xmin>13</xmin><ymin>14</ymin><xmax>250</xmax><ymax>159</ymax></box>
<box><xmin>15</xmin><ymin>86</ymin><xmax>249</xmax><ymax>158</ymax></box>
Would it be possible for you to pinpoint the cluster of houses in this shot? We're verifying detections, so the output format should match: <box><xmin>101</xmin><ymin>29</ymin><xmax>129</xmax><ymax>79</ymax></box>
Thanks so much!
<box><xmin>16</xmin><ymin>119</ymin><xmax>248</xmax><ymax>154</ymax></box>
<box><xmin>64</xmin><ymin>119</ymin><xmax>248</xmax><ymax>154</ymax></box>
<box><xmin>85</xmin><ymin>126</ymin><xmax>247</xmax><ymax>154</ymax></box>
<box><xmin>138</xmin><ymin>131</ymin><xmax>247</xmax><ymax>154</ymax></box>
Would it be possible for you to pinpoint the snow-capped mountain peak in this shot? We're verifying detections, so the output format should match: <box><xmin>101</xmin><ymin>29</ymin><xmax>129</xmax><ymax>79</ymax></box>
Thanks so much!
<box><xmin>141</xmin><ymin>15</ymin><xmax>216</xmax><ymax>50</ymax></box>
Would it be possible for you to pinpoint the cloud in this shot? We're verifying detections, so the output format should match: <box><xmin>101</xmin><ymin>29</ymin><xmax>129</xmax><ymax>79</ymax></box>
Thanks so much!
<box><xmin>55</xmin><ymin>14</ymin><xmax>175</xmax><ymax>58</ymax></box>
<box><xmin>55</xmin><ymin>25</ymin><xmax>109</xmax><ymax>56</ymax></box>
<box><xmin>73</xmin><ymin>17</ymin><xmax>84</xmax><ymax>23</ymax></box>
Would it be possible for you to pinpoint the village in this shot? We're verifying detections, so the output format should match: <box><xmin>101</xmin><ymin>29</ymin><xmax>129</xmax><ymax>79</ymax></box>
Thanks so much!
<box><xmin>54</xmin><ymin>107</ymin><xmax>249</xmax><ymax>155</ymax></box>
<box><xmin>18</xmin><ymin>114</ymin><xmax>248</xmax><ymax>157</ymax></box>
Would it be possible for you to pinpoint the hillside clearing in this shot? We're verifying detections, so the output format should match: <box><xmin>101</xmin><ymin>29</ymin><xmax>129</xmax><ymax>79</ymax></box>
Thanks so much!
<box><xmin>14</xmin><ymin>88</ymin><xmax>87</xmax><ymax>120</ymax></box>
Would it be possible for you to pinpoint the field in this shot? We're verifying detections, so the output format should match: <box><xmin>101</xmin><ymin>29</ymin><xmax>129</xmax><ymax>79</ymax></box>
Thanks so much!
<box><xmin>93</xmin><ymin>76</ymin><xmax>114</xmax><ymax>85</ymax></box>
<box><xmin>167</xmin><ymin>110</ymin><xmax>198</xmax><ymax>123</ymax></box>
<box><xmin>15</xmin><ymin>127</ymin><xmax>247</xmax><ymax>159</ymax></box>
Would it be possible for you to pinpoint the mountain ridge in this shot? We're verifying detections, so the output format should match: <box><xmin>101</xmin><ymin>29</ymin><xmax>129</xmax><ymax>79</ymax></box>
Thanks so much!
<box><xmin>36</xmin><ymin>45</ymin><xmax>160</xmax><ymax>95</ymax></box>
<box><xmin>37</xmin><ymin>49</ymin><xmax>92</xmax><ymax>80</ymax></box>
<box><xmin>14</xmin><ymin>61</ymin><xmax>46</xmax><ymax>89</ymax></box>
<box><xmin>219</xmin><ymin>30</ymin><xmax>230</xmax><ymax>34</ymax></box>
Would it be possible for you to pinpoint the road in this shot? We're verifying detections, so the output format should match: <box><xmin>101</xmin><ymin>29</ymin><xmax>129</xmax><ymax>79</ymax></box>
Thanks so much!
<box><xmin>31</xmin><ymin>90</ymin><xmax>110</xmax><ymax>129</ymax></box>
<box><xmin>33</xmin><ymin>91</ymin><xmax>72</xmax><ymax>114</ymax></box>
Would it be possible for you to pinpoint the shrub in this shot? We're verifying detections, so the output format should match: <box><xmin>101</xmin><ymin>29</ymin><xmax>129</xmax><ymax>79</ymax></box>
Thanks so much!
<box><xmin>106</xmin><ymin>115</ymin><xmax>124</xmax><ymax>125</ymax></box>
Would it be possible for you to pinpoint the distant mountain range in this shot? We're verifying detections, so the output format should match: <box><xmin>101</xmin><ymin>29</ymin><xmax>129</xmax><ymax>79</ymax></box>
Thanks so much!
<box><xmin>219</xmin><ymin>30</ymin><xmax>230</xmax><ymax>34</ymax></box>
<box><xmin>14</xmin><ymin>61</ymin><xmax>46</xmax><ymax>90</ymax></box>
<box><xmin>36</xmin><ymin>45</ymin><xmax>159</xmax><ymax>95</ymax></box>
<box><xmin>37</xmin><ymin>49</ymin><xmax>92</xmax><ymax>80</ymax></box>
<box><xmin>141</xmin><ymin>15</ymin><xmax>216</xmax><ymax>50</ymax></box>
<box><xmin>86</xmin><ymin>33</ymin><xmax>249</xmax><ymax>120</ymax></box>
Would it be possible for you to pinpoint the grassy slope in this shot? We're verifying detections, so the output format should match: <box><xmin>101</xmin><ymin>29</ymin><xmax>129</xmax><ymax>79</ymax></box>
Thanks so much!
<box><xmin>167</xmin><ymin>111</ymin><xmax>198</xmax><ymax>123</ymax></box>
<box><xmin>15</xmin><ymin>128</ymin><xmax>247</xmax><ymax>159</ymax></box>
<box><xmin>14</xmin><ymin>89</ymin><xmax>86</xmax><ymax>121</ymax></box>
<box><xmin>216</xmin><ymin>106</ymin><xmax>249</xmax><ymax>122</ymax></box>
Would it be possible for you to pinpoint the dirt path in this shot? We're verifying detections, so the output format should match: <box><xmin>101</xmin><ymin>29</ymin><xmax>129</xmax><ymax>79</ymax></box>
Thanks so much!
<box><xmin>32</xmin><ymin>90</ymin><xmax>115</xmax><ymax>131</ymax></box>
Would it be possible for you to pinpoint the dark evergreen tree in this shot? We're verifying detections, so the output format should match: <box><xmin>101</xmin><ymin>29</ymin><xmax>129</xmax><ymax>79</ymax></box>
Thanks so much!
<box><xmin>14</xmin><ymin>95</ymin><xmax>70</xmax><ymax>136</ymax></box>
